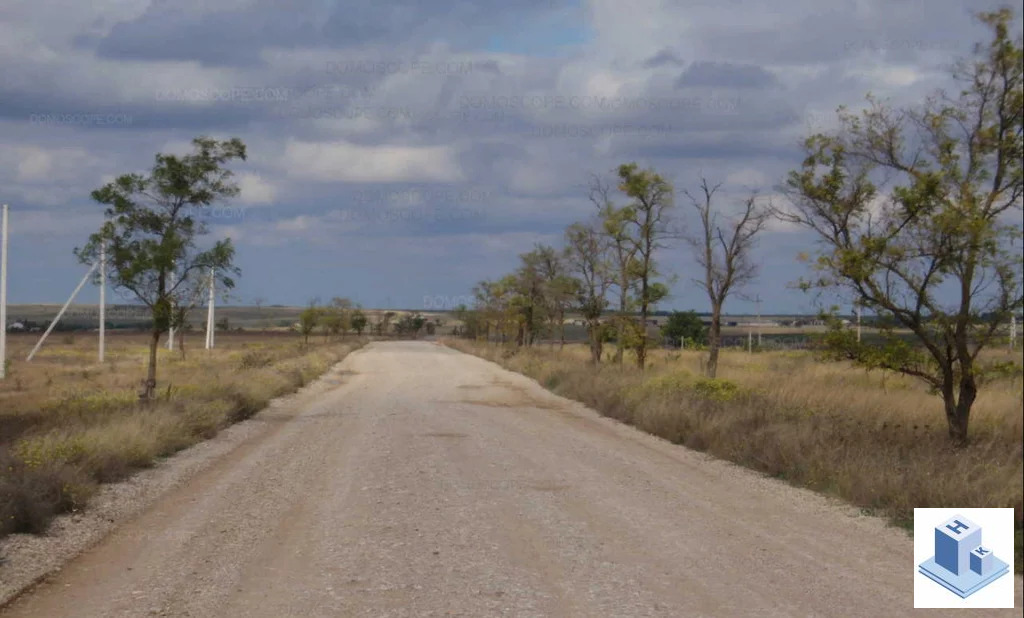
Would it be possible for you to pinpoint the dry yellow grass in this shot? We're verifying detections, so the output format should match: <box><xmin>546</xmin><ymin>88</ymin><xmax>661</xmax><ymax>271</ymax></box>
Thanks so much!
<box><xmin>449</xmin><ymin>339</ymin><xmax>1024</xmax><ymax>573</ymax></box>
<box><xmin>1</xmin><ymin>331</ymin><xmax>364</xmax><ymax>537</ymax></box>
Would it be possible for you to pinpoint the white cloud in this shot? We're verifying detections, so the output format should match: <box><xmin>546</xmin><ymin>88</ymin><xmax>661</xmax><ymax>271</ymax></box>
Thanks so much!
<box><xmin>16</xmin><ymin>147</ymin><xmax>52</xmax><ymax>181</ymax></box>
<box><xmin>847</xmin><ymin>65</ymin><xmax>924</xmax><ymax>87</ymax></box>
<box><xmin>236</xmin><ymin>172</ymin><xmax>277</xmax><ymax>205</ymax></box>
<box><xmin>8</xmin><ymin>207</ymin><xmax>103</xmax><ymax>237</ymax></box>
<box><xmin>280</xmin><ymin>140</ymin><xmax>464</xmax><ymax>183</ymax></box>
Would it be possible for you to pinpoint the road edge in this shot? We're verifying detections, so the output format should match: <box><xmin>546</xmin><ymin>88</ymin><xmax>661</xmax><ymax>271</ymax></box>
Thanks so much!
<box><xmin>0</xmin><ymin>344</ymin><xmax>366</xmax><ymax>609</ymax></box>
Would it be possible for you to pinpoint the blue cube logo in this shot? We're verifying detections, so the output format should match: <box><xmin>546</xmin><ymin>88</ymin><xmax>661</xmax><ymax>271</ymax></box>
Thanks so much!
<box><xmin>918</xmin><ymin>513</ymin><xmax>1009</xmax><ymax>598</ymax></box>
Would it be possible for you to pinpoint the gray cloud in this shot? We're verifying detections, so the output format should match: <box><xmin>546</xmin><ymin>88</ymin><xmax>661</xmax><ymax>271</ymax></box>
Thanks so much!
<box><xmin>642</xmin><ymin>48</ymin><xmax>685</xmax><ymax>68</ymax></box>
<box><xmin>2</xmin><ymin>0</ymin><xmax>1016</xmax><ymax>310</ymax></box>
<box><xmin>675</xmin><ymin>61</ymin><xmax>779</xmax><ymax>89</ymax></box>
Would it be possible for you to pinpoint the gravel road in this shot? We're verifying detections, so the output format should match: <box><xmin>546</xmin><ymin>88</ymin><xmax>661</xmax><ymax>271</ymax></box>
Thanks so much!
<box><xmin>3</xmin><ymin>341</ymin><xmax>1020</xmax><ymax>617</ymax></box>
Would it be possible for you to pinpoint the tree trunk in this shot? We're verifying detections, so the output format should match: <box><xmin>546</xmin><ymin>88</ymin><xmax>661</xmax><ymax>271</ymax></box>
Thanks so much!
<box><xmin>143</xmin><ymin>329</ymin><xmax>160</xmax><ymax>401</ymax></box>
<box><xmin>707</xmin><ymin>304</ymin><xmax>722</xmax><ymax>378</ymax></box>
<box><xmin>945</xmin><ymin>374</ymin><xmax>976</xmax><ymax>446</ymax></box>
<box><xmin>614</xmin><ymin>286</ymin><xmax>627</xmax><ymax>364</ymax></box>
<box><xmin>588</xmin><ymin>320</ymin><xmax>602</xmax><ymax>365</ymax></box>
<box><xmin>559</xmin><ymin>309</ymin><xmax>566</xmax><ymax>350</ymax></box>
<box><xmin>634</xmin><ymin>272</ymin><xmax>651</xmax><ymax>368</ymax></box>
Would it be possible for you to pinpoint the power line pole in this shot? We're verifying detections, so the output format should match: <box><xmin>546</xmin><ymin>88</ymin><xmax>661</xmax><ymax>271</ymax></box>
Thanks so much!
<box><xmin>0</xmin><ymin>205</ymin><xmax>8</xmax><ymax>379</ymax></box>
<box><xmin>167</xmin><ymin>268</ymin><xmax>175</xmax><ymax>351</ymax></box>
<box><xmin>99</xmin><ymin>242</ymin><xmax>106</xmax><ymax>363</ymax></box>
<box><xmin>1012</xmin><ymin>314</ymin><xmax>1017</xmax><ymax>351</ymax></box>
<box><xmin>27</xmin><ymin>263</ymin><xmax>99</xmax><ymax>361</ymax></box>
<box><xmin>205</xmin><ymin>267</ymin><xmax>215</xmax><ymax>350</ymax></box>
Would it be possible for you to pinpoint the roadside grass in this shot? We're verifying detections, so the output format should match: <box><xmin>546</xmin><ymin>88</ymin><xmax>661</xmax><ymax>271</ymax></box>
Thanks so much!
<box><xmin>0</xmin><ymin>332</ymin><xmax>363</xmax><ymax>538</ymax></box>
<box><xmin>448</xmin><ymin>340</ymin><xmax>1024</xmax><ymax>574</ymax></box>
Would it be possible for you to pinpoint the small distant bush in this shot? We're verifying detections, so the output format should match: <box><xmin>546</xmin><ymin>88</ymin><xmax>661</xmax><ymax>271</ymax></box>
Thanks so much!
<box><xmin>237</xmin><ymin>350</ymin><xmax>273</xmax><ymax>369</ymax></box>
<box><xmin>692</xmin><ymin>378</ymin><xmax>741</xmax><ymax>402</ymax></box>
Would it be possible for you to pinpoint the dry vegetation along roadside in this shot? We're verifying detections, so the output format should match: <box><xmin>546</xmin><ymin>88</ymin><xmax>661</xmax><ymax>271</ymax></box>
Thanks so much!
<box><xmin>447</xmin><ymin>339</ymin><xmax>1024</xmax><ymax>574</ymax></box>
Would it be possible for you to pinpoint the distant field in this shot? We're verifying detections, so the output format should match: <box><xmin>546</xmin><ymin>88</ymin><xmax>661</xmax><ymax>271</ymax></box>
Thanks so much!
<box><xmin>3</xmin><ymin>304</ymin><xmax>459</xmax><ymax>331</ymax></box>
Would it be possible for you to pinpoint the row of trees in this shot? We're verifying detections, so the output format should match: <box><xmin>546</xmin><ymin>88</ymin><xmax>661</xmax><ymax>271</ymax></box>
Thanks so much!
<box><xmin>297</xmin><ymin>299</ymin><xmax>436</xmax><ymax>343</ymax></box>
<box><xmin>297</xmin><ymin>297</ymin><xmax>368</xmax><ymax>344</ymax></box>
<box><xmin>459</xmin><ymin>161</ymin><xmax>769</xmax><ymax>378</ymax></box>
<box><xmin>457</xmin><ymin>9</ymin><xmax>1023</xmax><ymax>444</ymax></box>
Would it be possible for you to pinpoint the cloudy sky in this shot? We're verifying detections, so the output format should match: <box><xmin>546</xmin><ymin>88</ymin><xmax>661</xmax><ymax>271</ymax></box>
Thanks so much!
<box><xmin>0</xmin><ymin>0</ymin><xmax>1014</xmax><ymax>313</ymax></box>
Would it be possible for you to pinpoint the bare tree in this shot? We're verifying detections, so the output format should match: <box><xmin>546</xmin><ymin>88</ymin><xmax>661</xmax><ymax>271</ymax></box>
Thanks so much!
<box><xmin>590</xmin><ymin>174</ymin><xmax>638</xmax><ymax>364</ymax></box>
<box><xmin>535</xmin><ymin>244</ymin><xmax>577</xmax><ymax>349</ymax></box>
<box><xmin>564</xmin><ymin>221</ymin><xmax>613</xmax><ymax>364</ymax></box>
<box><xmin>684</xmin><ymin>177</ymin><xmax>770</xmax><ymax>377</ymax></box>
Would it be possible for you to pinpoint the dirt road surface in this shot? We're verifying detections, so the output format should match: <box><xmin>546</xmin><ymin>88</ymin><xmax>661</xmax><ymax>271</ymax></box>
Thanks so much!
<box><xmin>3</xmin><ymin>342</ymin><xmax>1020</xmax><ymax>617</ymax></box>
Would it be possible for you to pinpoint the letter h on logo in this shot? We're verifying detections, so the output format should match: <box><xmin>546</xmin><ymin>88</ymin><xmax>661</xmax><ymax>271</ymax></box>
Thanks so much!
<box><xmin>935</xmin><ymin>516</ymin><xmax>981</xmax><ymax>576</ymax></box>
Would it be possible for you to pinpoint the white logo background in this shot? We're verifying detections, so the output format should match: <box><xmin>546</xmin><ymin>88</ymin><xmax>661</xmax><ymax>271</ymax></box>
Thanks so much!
<box><xmin>913</xmin><ymin>507</ymin><xmax>1014</xmax><ymax>608</ymax></box>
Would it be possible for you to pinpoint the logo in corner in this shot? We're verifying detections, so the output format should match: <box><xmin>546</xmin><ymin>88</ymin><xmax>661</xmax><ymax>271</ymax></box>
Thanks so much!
<box><xmin>918</xmin><ymin>513</ymin><xmax>1009</xmax><ymax>599</ymax></box>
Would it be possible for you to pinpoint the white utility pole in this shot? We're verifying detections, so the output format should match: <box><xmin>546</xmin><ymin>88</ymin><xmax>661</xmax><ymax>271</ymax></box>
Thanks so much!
<box><xmin>27</xmin><ymin>262</ymin><xmax>99</xmax><ymax>361</ymax></box>
<box><xmin>0</xmin><ymin>204</ymin><xmax>8</xmax><ymax>379</ymax></box>
<box><xmin>1012</xmin><ymin>314</ymin><xmax>1017</xmax><ymax>351</ymax></box>
<box><xmin>99</xmin><ymin>243</ymin><xmax>106</xmax><ymax>363</ymax></box>
<box><xmin>167</xmin><ymin>269</ymin><xmax>175</xmax><ymax>351</ymax></box>
<box><xmin>205</xmin><ymin>267</ymin><xmax>215</xmax><ymax>350</ymax></box>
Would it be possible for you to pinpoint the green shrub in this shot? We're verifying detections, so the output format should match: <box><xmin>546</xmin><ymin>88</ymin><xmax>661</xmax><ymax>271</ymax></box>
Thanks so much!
<box><xmin>692</xmin><ymin>377</ymin><xmax>741</xmax><ymax>401</ymax></box>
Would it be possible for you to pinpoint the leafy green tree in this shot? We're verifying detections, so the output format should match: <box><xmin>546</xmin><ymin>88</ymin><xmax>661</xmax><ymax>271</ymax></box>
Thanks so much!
<box><xmin>75</xmin><ymin>136</ymin><xmax>246</xmax><ymax>400</ymax></box>
<box><xmin>616</xmin><ymin>163</ymin><xmax>675</xmax><ymax>369</ymax></box>
<box><xmin>321</xmin><ymin>309</ymin><xmax>342</xmax><ymax>341</ymax></box>
<box><xmin>322</xmin><ymin>297</ymin><xmax>353</xmax><ymax>340</ymax></box>
<box><xmin>778</xmin><ymin>9</ymin><xmax>1023</xmax><ymax>444</ymax></box>
<box><xmin>351</xmin><ymin>308</ymin><xmax>368</xmax><ymax>335</ymax></box>
<box><xmin>395</xmin><ymin>313</ymin><xmax>427</xmax><ymax>337</ymax></box>
<box><xmin>505</xmin><ymin>251</ymin><xmax>550</xmax><ymax>346</ymax></box>
<box><xmin>662</xmin><ymin>311</ymin><xmax>707</xmax><ymax>348</ymax></box>
<box><xmin>298</xmin><ymin>304</ymin><xmax>320</xmax><ymax>345</ymax></box>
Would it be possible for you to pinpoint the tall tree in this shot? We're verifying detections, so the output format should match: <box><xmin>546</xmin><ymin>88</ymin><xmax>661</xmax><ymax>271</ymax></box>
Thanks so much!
<box><xmin>591</xmin><ymin>174</ymin><xmax>639</xmax><ymax>364</ymax></box>
<box><xmin>777</xmin><ymin>8</ymin><xmax>1023</xmax><ymax>445</ymax></box>
<box><xmin>510</xmin><ymin>251</ymin><xmax>549</xmax><ymax>346</ymax></box>
<box><xmin>298</xmin><ymin>302</ymin><xmax>320</xmax><ymax>345</ymax></box>
<box><xmin>75</xmin><ymin>137</ymin><xmax>246</xmax><ymax>400</ymax></box>
<box><xmin>535</xmin><ymin>244</ymin><xmax>577</xmax><ymax>349</ymax></box>
<box><xmin>661</xmin><ymin>310</ymin><xmax>708</xmax><ymax>348</ymax></box>
<box><xmin>616</xmin><ymin>162</ymin><xmax>675</xmax><ymax>370</ymax></box>
<box><xmin>472</xmin><ymin>279</ymin><xmax>505</xmax><ymax>343</ymax></box>
<box><xmin>564</xmin><ymin>221</ymin><xmax>614</xmax><ymax>364</ymax></box>
<box><xmin>351</xmin><ymin>308</ymin><xmax>368</xmax><ymax>335</ymax></box>
<box><xmin>684</xmin><ymin>177</ymin><xmax>770</xmax><ymax>377</ymax></box>
<box><xmin>329</xmin><ymin>297</ymin><xmax>354</xmax><ymax>338</ymax></box>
